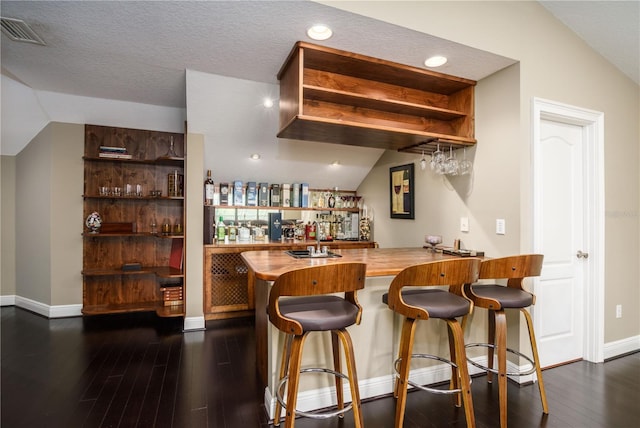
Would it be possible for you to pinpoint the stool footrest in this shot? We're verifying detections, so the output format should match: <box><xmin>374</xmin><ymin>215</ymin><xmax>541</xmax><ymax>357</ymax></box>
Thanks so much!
<box><xmin>394</xmin><ymin>354</ymin><xmax>463</xmax><ymax>395</ymax></box>
<box><xmin>276</xmin><ymin>367</ymin><xmax>354</xmax><ymax>420</ymax></box>
<box><xmin>465</xmin><ymin>343</ymin><xmax>537</xmax><ymax>376</ymax></box>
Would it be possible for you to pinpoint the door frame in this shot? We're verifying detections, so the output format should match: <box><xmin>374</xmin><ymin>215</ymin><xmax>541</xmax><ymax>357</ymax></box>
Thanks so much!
<box><xmin>531</xmin><ymin>97</ymin><xmax>605</xmax><ymax>363</ymax></box>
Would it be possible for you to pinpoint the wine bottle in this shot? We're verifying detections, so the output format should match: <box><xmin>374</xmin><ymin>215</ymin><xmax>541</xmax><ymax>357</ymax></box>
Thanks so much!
<box><xmin>204</xmin><ymin>170</ymin><xmax>214</xmax><ymax>205</ymax></box>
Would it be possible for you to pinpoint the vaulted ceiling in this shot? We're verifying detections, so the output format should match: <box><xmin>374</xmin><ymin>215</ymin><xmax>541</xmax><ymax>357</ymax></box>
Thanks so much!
<box><xmin>1</xmin><ymin>1</ymin><xmax>637</xmax><ymax>162</ymax></box>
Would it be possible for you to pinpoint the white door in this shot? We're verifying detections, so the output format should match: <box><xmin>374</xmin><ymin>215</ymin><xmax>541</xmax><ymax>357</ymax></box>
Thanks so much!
<box><xmin>534</xmin><ymin>119</ymin><xmax>586</xmax><ymax>367</ymax></box>
<box><xmin>532</xmin><ymin>98</ymin><xmax>605</xmax><ymax>367</ymax></box>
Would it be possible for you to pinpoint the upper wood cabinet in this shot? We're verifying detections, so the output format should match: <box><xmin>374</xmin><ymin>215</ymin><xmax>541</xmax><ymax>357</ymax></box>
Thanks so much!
<box><xmin>277</xmin><ymin>41</ymin><xmax>476</xmax><ymax>154</ymax></box>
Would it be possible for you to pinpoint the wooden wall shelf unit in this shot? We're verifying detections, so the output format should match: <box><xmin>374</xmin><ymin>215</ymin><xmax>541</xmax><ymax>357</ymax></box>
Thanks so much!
<box><xmin>82</xmin><ymin>124</ymin><xmax>186</xmax><ymax>318</ymax></box>
<box><xmin>277</xmin><ymin>41</ymin><xmax>476</xmax><ymax>155</ymax></box>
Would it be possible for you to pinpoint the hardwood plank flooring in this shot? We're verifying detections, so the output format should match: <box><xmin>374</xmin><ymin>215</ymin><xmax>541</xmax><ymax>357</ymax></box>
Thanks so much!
<box><xmin>2</xmin><ymin>306</ymin><xmax>639</xmax><ymax>427</ymax></box>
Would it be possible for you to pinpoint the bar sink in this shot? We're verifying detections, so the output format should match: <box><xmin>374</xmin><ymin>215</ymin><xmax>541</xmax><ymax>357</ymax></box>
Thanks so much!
<box><xmin>285</xmin><ymin>249</ymin><xmax>342</xmax><ymax>259</ymax></box>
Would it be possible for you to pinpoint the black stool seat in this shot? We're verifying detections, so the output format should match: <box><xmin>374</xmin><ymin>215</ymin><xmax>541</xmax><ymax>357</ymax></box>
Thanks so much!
<box><xmin>382</xmin><ymin>289</ymin><xmax>470</xmax><ymax>319</ymax></box>
<box><xmin>471</xmin><ymin>284</ymin><xmax>533</xmax><ymax>308</ymax></box>
<box><xmin>279</xmin><ymin>296</ymin><xmax>359</xmax><ymax>331</ymax></box>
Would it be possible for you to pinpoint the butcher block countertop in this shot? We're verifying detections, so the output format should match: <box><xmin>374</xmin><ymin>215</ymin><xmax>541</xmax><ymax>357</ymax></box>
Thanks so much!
<box><xmin>241</xmin><ymin>247</ymin><xmax>472</xmax><ymax>281</ymax></box>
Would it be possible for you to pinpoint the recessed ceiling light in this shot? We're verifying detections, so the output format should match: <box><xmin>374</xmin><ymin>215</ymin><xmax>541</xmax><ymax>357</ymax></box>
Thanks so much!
<box><xmin>424</xmin><ymin>55</ymin><xmax>448</xmax><ymax>68</ymax></box>
<box><xmin>250</xmin><ymin>153</ymin><xmax>261</xmax><ymax>160</ymax></box>
<box><xmin>263</xmin><ymin>98</ymin><xmax>274</xmax><ymax>108</ymax></box>
<box><xmin>307</xmin><ymin>24</ymin><xmax>332</xmax><ymax>41</ymax></box>
<box><xmin>331</xmin><ymin>160</ymin><xmax>340</xmax><ymax>166</ymax></box>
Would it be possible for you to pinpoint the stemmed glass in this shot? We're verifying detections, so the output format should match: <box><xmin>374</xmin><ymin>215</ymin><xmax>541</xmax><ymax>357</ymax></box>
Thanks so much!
<box><xmin>425</xmin><ymin>234</ymin><xmax>443</xmax><ymax>252</ymax></box>
<box><xmin>445</xmin><ymin>145</ymin><xmax>459</xmax><ymax>175</ymax></box>
<box><xmin>163</xmin><ymin>136</ymin><xmax>177</xmax><ymax>158</ymax></box>
<box><xmin>430</xmin><ymin>144</ymin><xmax>446</xmax><ymax>174</ymax></box>
<box><xmin>459</xmin><ymin>147</ymin><xmax>473</xmax><ymax>175</ymax></box>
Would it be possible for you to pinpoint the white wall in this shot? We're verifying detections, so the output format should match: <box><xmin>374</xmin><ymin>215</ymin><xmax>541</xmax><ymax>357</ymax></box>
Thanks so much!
<box><xmin>327</xmin><ymin>0</ymin><xmax>640</xmax><ymax>344</ymax></box>
<box><xmin>15</xmin><ymin>124</ymin><xmax>53</xmax><ymax>305</ymax></box>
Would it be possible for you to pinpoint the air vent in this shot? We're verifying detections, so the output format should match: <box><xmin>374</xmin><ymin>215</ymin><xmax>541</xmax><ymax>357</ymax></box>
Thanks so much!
<box><xmin>1</xmin><ymin>17</ymin><xmax>46</xmax><ymax>46</ymax></box>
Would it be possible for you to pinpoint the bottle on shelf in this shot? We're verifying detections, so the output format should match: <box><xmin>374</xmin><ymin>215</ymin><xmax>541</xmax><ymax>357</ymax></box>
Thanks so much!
<box><xmin>204</xmin><ymin>170</ymin><xmax>214</xmax><ymax>206</ymax></box>
<box><xmin>229</xmin><ymin>222</ymin><xmax>237</xmax><ymax>241</ymax></box>
<box><xmin>217</xmin><ymin>216</ymin><xmax>226</xmax><ymax>242</ymax></box>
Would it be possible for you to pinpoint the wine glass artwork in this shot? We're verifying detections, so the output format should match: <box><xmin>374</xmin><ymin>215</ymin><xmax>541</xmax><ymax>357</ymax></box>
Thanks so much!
<box><xmin>425</xmin><ymin>234</ymin><xmax>443</xmax><ymax>252</ymax></box>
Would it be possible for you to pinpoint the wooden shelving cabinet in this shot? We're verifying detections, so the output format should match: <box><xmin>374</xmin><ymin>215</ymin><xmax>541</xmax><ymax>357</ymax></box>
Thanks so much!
<box><xmin>277</xmin><ymin>41</ymin><xmax>476</xmax><ymax>155</ymax></box>
<box><xmin>82</xmin><ymin>124</ymin><xmax>185</xmax><ymax>317</ymax></box>
<box><xmin>203</xmin><ymin>199</ymin><xmax>375</xmax><ymax>319</ymax></box>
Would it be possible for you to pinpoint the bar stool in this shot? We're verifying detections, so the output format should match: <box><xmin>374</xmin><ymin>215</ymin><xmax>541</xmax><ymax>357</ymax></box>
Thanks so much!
<box><xmin>383</xmin><ymin>258</ymin><xmax>481</xmax><ymax>428</ymax></box>
<box><xmin>462</xmin><ymin>254</ymin><xmax>548</xmax><ymax>428</ymax></box>
<box><xmin>269</xmin><ymin>262</ymin><xmax>367</xmax><ymax>428</ymax></box>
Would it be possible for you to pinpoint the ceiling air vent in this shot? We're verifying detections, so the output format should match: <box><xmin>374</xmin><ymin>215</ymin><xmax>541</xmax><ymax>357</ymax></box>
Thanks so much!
<box><xmin>1</xmin><ymin>17</ymin><xmax>46</xmax><ymax>46</ymax></box>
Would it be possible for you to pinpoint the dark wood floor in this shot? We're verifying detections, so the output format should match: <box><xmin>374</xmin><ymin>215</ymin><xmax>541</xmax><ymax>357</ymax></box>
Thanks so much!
<box><xmin>2</xmin><ymin>306</ymin><xmax>639</xmax><ymax>428</ymax></box>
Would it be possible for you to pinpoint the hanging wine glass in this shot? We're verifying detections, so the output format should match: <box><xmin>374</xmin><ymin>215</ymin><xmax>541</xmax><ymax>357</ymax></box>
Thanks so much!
<box><xmin>445</xmin><ymin>145</ymin><xmax>459</xmax><ymax>175</ymax></box>
<box><xmin>459</xmin><ymin>147</ymin><xmax>473</xmax><ymax>175</ymax></box>
<box><xmin>420</xmin><ymin>150</ymin><xmax>427</xmax><ymax>170</ymax></box>
<box><xmin>430</xmin><ymin>143</ymin><xmax>446</xmax><ymax>173</ymax></box>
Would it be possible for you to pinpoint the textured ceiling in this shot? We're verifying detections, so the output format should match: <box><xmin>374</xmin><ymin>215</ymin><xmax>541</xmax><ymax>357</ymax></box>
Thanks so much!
<box><xmin>539</xmin><ymin>0</ymin><xmax>639</xmax><ymax>85</ymax></box>
<box><xmin>0</xmin><ymin>0</ymin><xmax>516</xmax><ymax>109</ymax></box>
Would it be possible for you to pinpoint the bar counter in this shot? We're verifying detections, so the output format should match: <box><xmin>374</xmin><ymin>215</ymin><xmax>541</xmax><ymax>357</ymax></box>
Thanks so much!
<box><xmin>241</xmin><ymin>247</ymin><xmax>471</xmax><ymax>418</ymax></box>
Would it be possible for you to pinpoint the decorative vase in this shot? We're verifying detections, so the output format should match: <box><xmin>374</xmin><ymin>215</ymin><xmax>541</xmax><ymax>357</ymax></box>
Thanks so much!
<box><xmin>85</xmin><ymin>211</ymin><xmax>102</xmax><ymax>233</ymax></box>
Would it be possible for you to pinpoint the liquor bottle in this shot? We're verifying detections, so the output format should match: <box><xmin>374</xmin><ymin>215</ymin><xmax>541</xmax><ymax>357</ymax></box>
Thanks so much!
<box><xmin>204</xmin><ymin>170</ymin><xmax>214</xmax><ymax>205</ymax></box>
<box><xmin>216</xmin><ymin>216</ymin><xmax>226</xmax><ymax>242</ymax></box>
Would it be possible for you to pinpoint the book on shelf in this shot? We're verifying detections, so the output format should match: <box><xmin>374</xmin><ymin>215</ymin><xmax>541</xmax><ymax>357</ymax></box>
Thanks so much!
<box><xmin>99</xmin><ymin>145</ymin><xmax>128</xmax><ymax>153</ymax></box>
<box><xmin>98</xmin><ymin>152</ymin><xmax>133</xmax><ymax>159</ymax></box>
<box><xmin>169</xmin><ymin>239</ymin><xmax>183</xmax><ymax>270</ymax></box>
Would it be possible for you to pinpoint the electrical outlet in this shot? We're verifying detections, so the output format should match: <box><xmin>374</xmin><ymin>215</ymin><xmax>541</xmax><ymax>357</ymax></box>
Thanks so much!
<box><xmin>496</xmin><ymin>218</ymin><xmax>506</xmax><ymax>235</ymax></box>
<box><xmin>616</xmin><ymin>304</ymin><xmax>622</xmax><ymax>318</ymax></box>
<box><xmin>460</xmin><ymin>217</ymin><xmax>469</xmax><ymax>232</ymax></box>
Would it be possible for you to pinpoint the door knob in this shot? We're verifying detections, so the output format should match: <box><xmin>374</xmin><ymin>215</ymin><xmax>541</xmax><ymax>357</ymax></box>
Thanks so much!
<box><xmin>576</xmin><ymin>250</ymin><xmax>589</xmax><ymax>259</ymax></box>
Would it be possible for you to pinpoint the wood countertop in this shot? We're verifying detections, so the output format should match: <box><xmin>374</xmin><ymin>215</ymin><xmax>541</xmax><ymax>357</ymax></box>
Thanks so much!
<box><xmin>241</xmin><ymin>247</ymin><xmax>472</xmax><ymax>281</ymax></box>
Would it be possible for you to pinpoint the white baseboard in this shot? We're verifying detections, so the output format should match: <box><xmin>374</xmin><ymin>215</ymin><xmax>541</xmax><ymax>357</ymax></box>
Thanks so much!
<box><xmin>183</xmin><ymin>315</ymin><xmax>205</xmax><ymax>331</ymax></box>
<box><xmin>8</xmin><ymin>295</ymin><xmax>82</xmax><ymax>318</ymax></box>
<box><xmin>604</xmin><ymin>335</ymin><xmax>640</xmax><ymax>360</ymax></box>
<box><xmin>0</xmin><ymin>295</ymin><xmax>16</xmax><ymax>306</ymax></box>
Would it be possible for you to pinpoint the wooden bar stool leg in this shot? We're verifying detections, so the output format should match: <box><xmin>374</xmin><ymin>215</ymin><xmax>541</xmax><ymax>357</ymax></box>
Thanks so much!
<box><xmin>393</xmin><ymin>315</ymin><xmax>410</xmax><ymax>399</ymax></box>
<box><xmin>274</xmin><ymin>335</ymin><xmax>293</xmax><ymax>426</ymax></box>
<box><xmin>448</xmin><ymin>319</ymin><xmax>476</xmax><ymax>428</ymax></box>
<box><xmin>331</xmin><ymin>331</ymin><xmax>345</xmax><ymax>416</ymax></box>
<box><xmin>521</xmin><ymin>309</ymin><xmax>549</xmax><ymax>414</ymax></box>
<box><xmin>395</xmin><ymin>317</ymin><xmax>418</xmax><ymax>428</ymax></box>
<box><xmin>336</xmin><ymin>329</ymin><xmax>363</xmax><ymax>428</ymax></box>
<box><xmin>447</xmin><ymin>327</ymin><xmax>462</xmax><ymax>408</ymax></box>
<box><xmin>284</xmin><ymin>333</ymin><xmax>308</xmax><ymax>428</ymax></box>
<box><xmin>487</xmin><ymin>310</ymin><xmax>496</xmax><ymax>383</ymax></box>
<box><xmin>494</xmin><ymin>310</ymin><xmax>508</xmax><ymax>428</ymax></box>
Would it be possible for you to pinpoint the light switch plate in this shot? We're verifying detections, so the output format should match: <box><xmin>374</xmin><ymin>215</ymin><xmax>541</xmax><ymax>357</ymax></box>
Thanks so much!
<box><xmin>460</xmin><ymin>217</ymin><xmax>469</xmax><ymax>232</ymax></box>
<box><xmin>496</xmin><ymin>218</ymin><xmax>506</xmax><ymax>235</ymax></box>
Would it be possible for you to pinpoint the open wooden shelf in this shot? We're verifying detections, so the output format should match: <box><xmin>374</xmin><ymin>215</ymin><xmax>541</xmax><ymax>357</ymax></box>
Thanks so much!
<box><xmin>277</xmin><ymin>41</ymin><xmax>476</xmax><ymax>154</ymax></box>
<box><xmin>82</xmin><ymin>125</ymin><xmax>185</xmax><ymax>318</ymax></box>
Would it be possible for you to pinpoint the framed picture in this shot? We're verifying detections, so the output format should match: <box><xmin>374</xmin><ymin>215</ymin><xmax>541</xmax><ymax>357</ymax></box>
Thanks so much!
<box><xmin>390</xmin><ymin>163</ymin><xmax>414</xmax><ymax>219</ymax></box>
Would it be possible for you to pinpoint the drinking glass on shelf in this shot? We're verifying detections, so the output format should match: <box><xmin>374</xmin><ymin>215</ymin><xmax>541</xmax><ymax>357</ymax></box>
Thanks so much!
<box><xmin>163</xmin><ymin>136</ymin><xmax>177</xmax><ymax>157</ymax></box>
